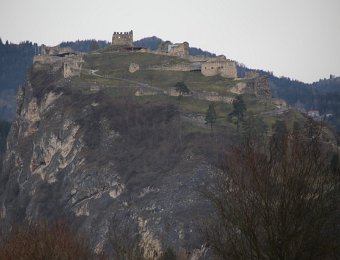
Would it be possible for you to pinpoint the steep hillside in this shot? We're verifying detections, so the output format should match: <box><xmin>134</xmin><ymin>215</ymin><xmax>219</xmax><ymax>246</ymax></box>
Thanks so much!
<box><xmin>0</xmin><ymin>46</ymin><xmax>313</xmax><ymax>257</ymax></box>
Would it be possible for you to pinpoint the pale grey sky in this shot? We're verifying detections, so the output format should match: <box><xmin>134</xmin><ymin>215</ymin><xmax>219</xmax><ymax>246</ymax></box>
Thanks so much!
<box><xmin>0</xmin><ymin>0</ymin><xmax>339</xmax><ymax>83</ymax></box>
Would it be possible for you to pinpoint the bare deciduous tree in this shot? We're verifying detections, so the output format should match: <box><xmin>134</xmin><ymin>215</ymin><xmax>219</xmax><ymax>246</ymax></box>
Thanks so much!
<box><xmin>109</xmin><ymin>214</ymin><xmax>145</xmax><ymax>260</ymax></box>
<box><xmin>202</xmin><ymin>121</ymin><xmax>339</xmax><ymax>259</ymax></box>
<box><xmin>0</xmin><ymin>221</ymin><xmax>93</xmax><ymax>260</ymax></box>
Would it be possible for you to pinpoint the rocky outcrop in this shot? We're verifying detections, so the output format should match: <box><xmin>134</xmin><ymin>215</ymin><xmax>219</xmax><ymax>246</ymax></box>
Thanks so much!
<box><xmin>0</xmin><ymin>69</ymin><xmax>215</xmax><ymax>258</ymax></box>
<box><xmin>230</xmin><ymin>82</ymin><xmax>247</xmax><ymax>94</ymax></box>
<box><xmin>129</xmin><ymin>63</ymin><xmax>140</xmax><ymax>73</ymax></box>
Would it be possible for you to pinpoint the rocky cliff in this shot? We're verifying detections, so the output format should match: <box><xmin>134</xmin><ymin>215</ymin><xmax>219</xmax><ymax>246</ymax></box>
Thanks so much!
<box><xmin>0</xmin><ymin>62</ymin><xmax>220</xmax><ymax>258</ymax></box>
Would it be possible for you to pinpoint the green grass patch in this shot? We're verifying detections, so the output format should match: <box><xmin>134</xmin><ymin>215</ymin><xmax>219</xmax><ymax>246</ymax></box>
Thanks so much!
<box><xmin>103</xmin><ymin>86</ymin><xmax>137</xmax><ymax>97</ymax></box>
<box><xmin>82</xmin><ymin>52</ymin><xmax>237</xmax><ymax>96</ymax></box>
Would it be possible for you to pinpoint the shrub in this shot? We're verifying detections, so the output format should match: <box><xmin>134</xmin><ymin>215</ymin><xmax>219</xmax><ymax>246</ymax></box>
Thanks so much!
<box><xmin>0</xmin><ymin>221</ymin><xmax>93</xmax><ymax>260</ymax></box>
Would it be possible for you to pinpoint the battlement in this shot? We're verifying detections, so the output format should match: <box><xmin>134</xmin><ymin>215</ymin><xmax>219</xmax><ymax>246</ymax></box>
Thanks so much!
<box><xmin>112</xmin><ymin>30</ymin><xmax>133</xmax><ymax>46</ymax></box>
<box><xmin>112</xmin><ymin>31</ymin><xmax>133</xmax><ymax>35</ymax></box>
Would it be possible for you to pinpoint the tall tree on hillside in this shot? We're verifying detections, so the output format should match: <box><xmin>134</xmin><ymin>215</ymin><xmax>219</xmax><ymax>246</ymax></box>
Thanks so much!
<box><xmin>229</xmin><ymin>95</ymin><xmax>247</xmax><ymax>132</ymax></box>
<box><xmin>201</xmin><ymin>121</ymin><xmax>339</xmax><ymax>259</ymax></box>
<box><xmin>241</xmin><ymin>113</ymin><xmax>268</xmax><ymax>146</ymax></box>
<box><xmin>174</xmin><ymin>82</ymin><xmax>190</xmax><ymax>100</ymax></box>
<box><xmin>205</xmin><ymin>103</ymin><xmax>217</xmax><ymax>130</ymax></box>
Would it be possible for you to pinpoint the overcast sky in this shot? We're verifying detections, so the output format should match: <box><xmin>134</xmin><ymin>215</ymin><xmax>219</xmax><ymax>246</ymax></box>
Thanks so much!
<box><xmin>0</xmin><ymin>0</ymin><xmax>339</xmax><ymax>83</ymax></box>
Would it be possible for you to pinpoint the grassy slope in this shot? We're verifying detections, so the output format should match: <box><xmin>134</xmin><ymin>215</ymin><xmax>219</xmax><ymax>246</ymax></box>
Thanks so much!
<box><xmin>73</xmin><ymin>50</ymin><xmax>308</xmax><ymax>136</ymax></box>
<box><xmin>83</xmin><ymin>52</ymin><xmax>238</xmax><ymax>94</ymax></box>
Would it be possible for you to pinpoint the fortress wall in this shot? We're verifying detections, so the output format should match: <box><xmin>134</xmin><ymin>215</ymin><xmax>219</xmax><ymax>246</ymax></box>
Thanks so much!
<box><xmin>33</xmin><ymin>54</ymin><xmax>83</xmax><ymax>78</ymax></box>
<box><xmin>157</xmin><ymin>41</ymin><xmax>189</xmax><ymax>57</ymax></box>
<box><xmin>33</xmin><ymin>55</ymin><xmax>63</xmax><ymax>65</ymax></box>
<box><xmin>193</xmin><ymin>91</ymin><xmax>234</xmax><ymax>103</ymax></box>
<box><xmin>167</xmin><ymin>87</ymin><xmax>234</xmax><ymax>103</ymax></box>
<box><xmin>188</xmin><ymin>56</ymin><xmax>209</xmax><ymax>62</ymax></box>
<box><xmin>168</xmin><ymin>42</ymin><xmax>189</xmax><ymax>57</ymax></box>
<box><xmin>40</xmin><ymin>45</ymin><xmax>73</xmax><ymax>56</ymax></box>
<box><xmin>63</xmin><ymin>56</ymin><xmax>84</xmax><ymax>78</ymax></box>
<box><xmin>147</xmin><ymin>64</ymin><xmax>194</xmax><ymax>72</ymax></box>
<box><xmin>135</xmin><ymin>87</ymin><xmax>164</xmax><ymax>96</ymax></box>
<box><xmin>201</xmin><ymin>60</ymin><xmax>237</xmax><ymax>78</ymax></box>
<box><xmin>219</xmin><ymin>61</ymin><xmax>237</xmax><ymax>78</ymax></box>
<box><xmin>33</xmin><ymin>55</ymin><xmax>64</xmax><ymax>72</ymax></box>
<box><xmin>245</xmin><ymin>76</ymin><xmax>271</xmax><ymax>99</ymax></box>
<box><xmin>245</xmin><ymin>71</ymin><xmax>259</xmax><ymax>79</ymax></box>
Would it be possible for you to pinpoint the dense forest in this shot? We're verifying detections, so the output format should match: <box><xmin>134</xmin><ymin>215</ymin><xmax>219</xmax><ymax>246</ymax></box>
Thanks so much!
<box><xmin>0</xmin><ymin>39</ymin><xmax>36</xmax><ymax>91</ymax></box>
<box><xmin>237</xmin><ymin>64</ymin><xmax>340</xmax><ymax>130</ymax></box>
<box><xmin>59</xmin><ymin>39</ymin><xmax>110</xmax><ymax>52</ymax></box>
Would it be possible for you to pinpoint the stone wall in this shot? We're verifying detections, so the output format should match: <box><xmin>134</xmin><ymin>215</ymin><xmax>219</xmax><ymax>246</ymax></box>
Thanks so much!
<box><xmin>158</xmin><ymin>41</ymin><xmax>189</xmax><ymax>57</ymax></box>
<box><xmin>167</xmin><ymin>88</ymin><xmax>234</xmax><ymax>103</ymax></box>
<box><xmin>33</xmin><ymin>55</ymin><xmax>64</xmax><ymax>72</ymax></box>
<box><xmin>112</xmin><ymin>31</ymin><xmax>133</xmax><ymax>46</ymax></box>
<box><xmin>193</xmin><ymin>91</ymin><xmax>234</xmax><ymax>103</ymax></box>
<box><xmin>158</xmin><ymin>41</ymin><xmax>172</xmax><ymax>53</ymax></box>
<box><xmin>201</xmin><ymin>60</ymin><xmax>237</xmax><ymax>78</ymax></box>
<box><xmin>33</xmin><ymin>51</ymin><xmax>83</xmax><ymax>79</ymax></box>
<box><xmin>168</xmin><ymin>42</ymin><xmax>189</xmax><ymax>57</ymax></box>
<box><xmin>135</xmin><ymin>88</ymin><xmax>163</xmax><ymax>96</ymax></box>
<box><xmin>246</xmin><ymin>76</ymin><xmax>271</xmax><ymax>99</ymax></box>
<box><xmin>147</xmin><ymin>63</ymin><xmax>198</xmax><ymax>72</ymax></box>
<box><xmin>63</xmin><ymin>56</ymin><xmax>84</xmax><ymax>78</ymax></box>
<box><xmin>188</xmin><ymin>56</ymin><xmax>209</xmax><ymax>62</ymax></box>
<box><xmin>135</xmin><ymin>86</ymin><xmax>234</xmax><ymax>104</ymax></box>
<box><xmin>245</xmin><ymin>71</ymin><xmax>259</xmax><ymax>79</ymax></box>
<box><xmin>33</xmin><ymin>55</ymin><xmax>63</xmax><ymax>65</ymax></box>
<box><xmin>40</xmin><ymin>45</ymin><xmax>74</xmax><ymax>56</ymax></box>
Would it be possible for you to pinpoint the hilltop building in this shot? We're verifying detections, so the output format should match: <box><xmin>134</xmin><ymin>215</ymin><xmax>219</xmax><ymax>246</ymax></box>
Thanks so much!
<box><xmin>158</xmin><ymin>41</ymin><xmax>189</xmax><ymax>57</ymax></box>
<box><xmin>112</xmin><ymin>30</ymin><xmax>133</xmax><ymax>47</ymax></box>
<box><xmin>201</xmin><ymin>56</ymin><xmax>237</xmax><ymax>79</ymax></box>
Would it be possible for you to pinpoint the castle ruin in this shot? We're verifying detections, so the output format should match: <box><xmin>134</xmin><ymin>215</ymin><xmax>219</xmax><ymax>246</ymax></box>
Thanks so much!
<box><xmin>63</xmin><ymin>56</ymin><xmax>84</xmax><ymax>78</ymax></box>
<box><xmin>112</xmin><ymin>30</ymin><xmax>133</xmax><ymax>47</ymax></box>
<box><xmin>155</xmin><ymin>41</ymin><xmax>237</xmax><ymax>77</ymax></box>
<box><xmin>33</xmin><ymin>45</ymin><xmax>83</xmax><ymax>78</ymax></box>
<box><xmin>245</xmin><ymin>75</ymin><xmax>271</xmax><ymax>99</ymax></box>
<box><xmin>201</xmin><ymin>56</ymin><xmax>237</xmax><ymax>79</ymax></box>
<box><xmin>40</xmin><ymin>45</ymin><xmax>75</xmax><ymax>56</ymax></box>
<box><xmin>158</xmin><ymin>41</ymin><xmax>189</xmax><ymax>57</ymax></box>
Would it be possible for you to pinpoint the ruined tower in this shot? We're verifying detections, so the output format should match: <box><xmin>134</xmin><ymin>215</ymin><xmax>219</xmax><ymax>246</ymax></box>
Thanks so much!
<box><xmin>112</xmin><ymin>30</ymin><xmax>133</xmax><ymax>47</ymax></box>
<box><xmin>201</xmin><ymin>56</ymin><xmax>237</xmax><ymax>79</ymax></box>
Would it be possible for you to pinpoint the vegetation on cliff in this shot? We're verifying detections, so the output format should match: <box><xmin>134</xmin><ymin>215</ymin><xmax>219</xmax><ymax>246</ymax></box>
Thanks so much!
<box><xmin>201</xmin><ymin>119</ymin><xmax>340</xmax><ymax>259</ymax></box>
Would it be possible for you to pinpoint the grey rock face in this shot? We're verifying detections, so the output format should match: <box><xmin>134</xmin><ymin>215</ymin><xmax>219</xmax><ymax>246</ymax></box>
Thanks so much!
<box><xmin>0</xmin><ymin>72</ymin><xmax>215</xmax><ymax>258</ymax></box>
